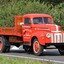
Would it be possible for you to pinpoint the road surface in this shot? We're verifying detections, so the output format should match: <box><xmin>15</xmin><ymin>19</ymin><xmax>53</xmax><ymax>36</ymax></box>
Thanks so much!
<box><xmin>0</xmin><ymin>46</ymin><xmax>64</xmax><ymax>64</ymax></box>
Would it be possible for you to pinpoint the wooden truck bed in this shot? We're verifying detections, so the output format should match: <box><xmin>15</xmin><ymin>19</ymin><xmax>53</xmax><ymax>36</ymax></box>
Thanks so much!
<box><xmin>0</xmin><ymin>27</ymin><xmax>22</xmax><ymax>37</ymax></box>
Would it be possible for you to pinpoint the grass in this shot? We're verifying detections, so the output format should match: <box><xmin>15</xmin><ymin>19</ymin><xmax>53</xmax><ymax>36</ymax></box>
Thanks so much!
<box><xmin>0</xmin><ymin>56</ymin><xmax>54</xmax><ymax>64</ymax></box>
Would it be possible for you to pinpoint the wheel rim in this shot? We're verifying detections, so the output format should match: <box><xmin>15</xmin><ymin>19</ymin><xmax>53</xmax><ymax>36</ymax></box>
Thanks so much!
<box><xmin>0</xmin><ymin>41</ymin><xmax>2</xmax><ymax>49</ymax></box>
<box><xmin>33</xmin><ymin>41</ymin><xmax>39</xmax><ymax>53</ymax></box>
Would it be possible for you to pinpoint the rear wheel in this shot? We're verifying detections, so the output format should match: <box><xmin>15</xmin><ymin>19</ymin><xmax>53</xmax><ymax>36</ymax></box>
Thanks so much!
<box><xmin>0</xmin><ymin>36</ymin><xmax>10</xmax><ymax>53</ymax></box>
<box><xmin>33</xmin><ymin>39</ymin><xmax>43</xmax><ymax>56</ymax></box>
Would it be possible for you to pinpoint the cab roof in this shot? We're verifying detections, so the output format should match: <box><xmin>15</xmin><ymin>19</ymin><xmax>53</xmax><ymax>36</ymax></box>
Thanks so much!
<box><xmin>23</xmin><ymin>14</ymin><xmax>52</xmax><ymax>18</ymax></box>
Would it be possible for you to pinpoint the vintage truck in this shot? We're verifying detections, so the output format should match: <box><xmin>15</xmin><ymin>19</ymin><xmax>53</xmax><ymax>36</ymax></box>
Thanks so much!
<box><xmin>0</xmin><ymin>14</ymin><xmax>64</xmax><ymax>56</ymax></box>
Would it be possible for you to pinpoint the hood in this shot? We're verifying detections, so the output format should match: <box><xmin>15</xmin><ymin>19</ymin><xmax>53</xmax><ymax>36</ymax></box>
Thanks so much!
<box><xmin>33</xmin><ymin>24</ymin><xmax>61</xmax><ymax>32</ymax></box>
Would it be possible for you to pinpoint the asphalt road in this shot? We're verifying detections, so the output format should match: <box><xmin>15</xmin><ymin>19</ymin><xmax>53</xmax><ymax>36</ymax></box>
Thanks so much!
<box><xmin>0</xmin><ymin>46</ymin><xmax>64</xmax><ymax>63</ymax></box>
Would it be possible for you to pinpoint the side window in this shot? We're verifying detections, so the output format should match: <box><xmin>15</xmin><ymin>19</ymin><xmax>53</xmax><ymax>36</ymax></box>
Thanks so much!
<box><xmin>24</xmin><ymin>18</ymin><xmax>31</xmax><ymax>25</ymax></box>
<box><xmin>48</xmin><ymin>18</ymin><xmax>53</xmax><ymax>24</ymax></box>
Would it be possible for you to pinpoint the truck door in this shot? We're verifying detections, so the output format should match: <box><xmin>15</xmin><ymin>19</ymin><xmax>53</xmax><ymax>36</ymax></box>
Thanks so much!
<box><xmin>22</xmin><ymin>18</ymin><xmax>32</xmax><ymax>42</ymax></box>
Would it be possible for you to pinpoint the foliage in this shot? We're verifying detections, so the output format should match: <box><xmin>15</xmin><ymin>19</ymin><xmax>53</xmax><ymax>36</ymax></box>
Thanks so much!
<box><xmin>0</xmin><ymin>0</ymin><xmax>64</xmax><ymax>29</ymax></box>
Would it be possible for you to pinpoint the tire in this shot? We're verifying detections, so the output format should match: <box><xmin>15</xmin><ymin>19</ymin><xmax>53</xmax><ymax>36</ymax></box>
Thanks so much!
<box><xmin>0</xmin><ymin>36</ymin><xmax>10</xmax><ymax>53</ymax></box>
<box><xmin>33</xmin><ymin>39</ymin><xmax>43</xmax><ymax>56</ymax></box>
<box><xmin>58</xmin><ymin>48</ymin><xmax>64</xmax><ymax>55</ymax></box>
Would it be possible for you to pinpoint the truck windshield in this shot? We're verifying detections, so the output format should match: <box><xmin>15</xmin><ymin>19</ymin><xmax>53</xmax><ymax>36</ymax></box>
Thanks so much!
<box><xmin>33</xmin><ymin>17</ymin><xmax>53</xmax><ymax>24</ymax></box>
<box><xmin>33</xmin><ymin>17</ymin><xmax>43</xmax><ymax>24</ymax></box>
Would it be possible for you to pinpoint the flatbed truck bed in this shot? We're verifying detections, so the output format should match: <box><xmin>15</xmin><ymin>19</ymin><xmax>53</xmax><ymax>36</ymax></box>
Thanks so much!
<box><xmin>0</xmin><ymin>27</ymin><xmax>22</xmax><ymax>37</ymax></box>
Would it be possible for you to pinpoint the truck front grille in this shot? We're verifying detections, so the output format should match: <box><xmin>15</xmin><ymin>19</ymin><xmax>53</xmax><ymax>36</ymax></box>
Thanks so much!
<box><xmin>51</xmin><ymin>33</ymin><xmax>64</xmax><ymax>43</ymax></box>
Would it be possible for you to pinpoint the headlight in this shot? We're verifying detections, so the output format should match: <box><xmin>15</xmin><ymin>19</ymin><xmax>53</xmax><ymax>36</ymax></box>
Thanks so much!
<box><xmin>46</xmin><ymin>33</ymin><xmax>51</xmax><ymax>38</ymax></box>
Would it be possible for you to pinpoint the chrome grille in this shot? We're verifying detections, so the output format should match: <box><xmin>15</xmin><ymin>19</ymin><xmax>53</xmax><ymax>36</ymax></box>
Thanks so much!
<box><xmin>51</xmin><ymin>33</ymin><xmax>63</xmax><ymax>43</ymax></box>
<box><xmin>63</xmin><ymin>34</ymin><xmax>64</xmax><ymax>42</ymax></box>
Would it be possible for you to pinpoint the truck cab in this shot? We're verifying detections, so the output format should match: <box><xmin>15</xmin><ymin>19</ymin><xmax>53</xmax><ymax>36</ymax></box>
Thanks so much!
<box><xmin>22</xmin><ymin>14</ymin><xmax>54</xmax><ymax>43</ymax></box>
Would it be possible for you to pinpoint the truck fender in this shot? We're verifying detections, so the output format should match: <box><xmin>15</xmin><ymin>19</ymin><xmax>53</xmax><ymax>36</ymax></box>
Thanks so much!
<box><xmin>31</xmin><ymin>34</ymin><xmax>45</xmax><ymax>46</ymax></box>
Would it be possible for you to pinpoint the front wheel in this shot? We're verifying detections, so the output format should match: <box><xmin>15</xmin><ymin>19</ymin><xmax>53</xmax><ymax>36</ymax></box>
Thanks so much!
<box><xmin>33</xmin><ymin>39</ymin><xmax>43</xmax><ymax>56</ymax></box>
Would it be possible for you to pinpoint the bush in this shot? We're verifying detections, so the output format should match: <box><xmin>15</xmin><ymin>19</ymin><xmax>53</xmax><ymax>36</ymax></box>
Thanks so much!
<box><xmin>0</xmin><ymin>0</ymin><xmax>64</xmax><ymax>29</ymax></box>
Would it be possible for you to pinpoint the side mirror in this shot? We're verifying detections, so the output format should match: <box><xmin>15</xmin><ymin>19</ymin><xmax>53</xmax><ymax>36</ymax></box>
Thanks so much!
<box><xmin>20</xmin><ymin>22</ymin><xmax>24</xmax><ymax>26</ymax></box>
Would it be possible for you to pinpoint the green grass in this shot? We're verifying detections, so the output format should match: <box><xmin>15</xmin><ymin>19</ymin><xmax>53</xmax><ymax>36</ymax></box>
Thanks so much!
<box><xmin>0</xmin><ymin>56</ymin><xmax>54</xmax><ymax>64</ymax></box>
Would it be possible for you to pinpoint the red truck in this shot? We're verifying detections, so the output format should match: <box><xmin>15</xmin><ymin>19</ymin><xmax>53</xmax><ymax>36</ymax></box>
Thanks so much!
<box><xmin>0</xmin><ymin>14</ymin><xmax>64</xmax><ymax>56</ymax></box>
